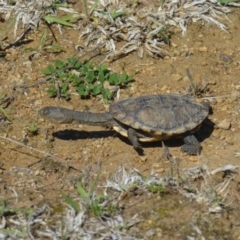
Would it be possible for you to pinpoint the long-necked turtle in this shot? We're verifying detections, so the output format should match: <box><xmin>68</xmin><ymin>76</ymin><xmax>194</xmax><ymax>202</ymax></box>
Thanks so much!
<box><xmin>38</xmin><ymin>94</ymin><xmax>209</xmax><ymax>155</ymax></box>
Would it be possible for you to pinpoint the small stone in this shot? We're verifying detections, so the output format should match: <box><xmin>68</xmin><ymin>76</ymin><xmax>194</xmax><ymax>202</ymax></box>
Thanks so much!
<box><xmin>152</xmin><ymin>163</ymin><xmax>160</xmax><ymax>168</ymax></box>
<box><xmin>34</xmin><ymin>170</ymin><xmax>40</xmax><ymax>176</ymax></box>
<box><xmin>219</xmin><ymin>54</ymin><xmax>232</xmax><ymax>63</ymax></box>
<box><xmin>173</xmin><ymin>49</ymin><xmax>181</xmax><ymax>56</ymax></box>
<box><xmin>171</xmin><ymin>43</ymin><xmax>178</xmax><ymax>48</ymax></box>
<box><xmin>161</xmin><ymin>85</ymin><xmax>168</xmax><ymax>91</ymax></box>
<box><xmin>171</xmin><ymin>73</ymin><xmax>182</xmax><ymax>81</ymax></box>
<box><xmin>189</xmin><ymin>156</ymin><xmax>198</xmax><ymax>162</ymax></box>
<box><xmin>182</xmin><ymin>76</ymin><xmax>189</xmax><ymax>82</ymax></box>
<box><xmin>164</xmin><ymin>56</ymin><xmax>170</xmax><ymax>60</ymax></box>
<box><xmin>219</xmin><ymin>135</ymin><xmax>225</xmax><ymax>140</ymax></box>
<box><xmin>202</xmin><ymin>62</ymin><xmax>208</xmax><ymax>66</ymax></box>
<box><xmin>155</xmin><ymin>168</ymin><xmax>165</xmax><ymax>173</ymax></box>
<box><xmin>216</xmin><ymin>98</ymin><xmax>224</xmax><ymax>104</ymax></box>
<box><xmin>199</xmin><ymin>47</ymin><xmax>208</xmax><ymax>52</ymax></box>
<box><xmin>218</xmin><ymin>119</ymin><xmax>231</xmax><ymax>130</ymax></box>
<box><xmin>140</xmin><ymin>156</ymin><xmax>147</xmax><ymax>162</ymax></box>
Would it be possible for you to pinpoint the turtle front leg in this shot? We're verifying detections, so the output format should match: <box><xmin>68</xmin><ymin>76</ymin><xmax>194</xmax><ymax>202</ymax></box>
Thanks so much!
<box><xmin>127</xmin><ymin>128</ymin><xmax>142</xmax><ymax>149</ymax></box>
<box><xmin>181</xmin><ymin>135</ymin><xmax>201</xmax><ymax>155</ymax></box>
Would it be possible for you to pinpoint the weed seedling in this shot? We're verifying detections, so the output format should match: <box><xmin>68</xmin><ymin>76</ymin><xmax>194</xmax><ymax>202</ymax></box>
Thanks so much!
<box><xmin>63</xmin><ymin>171</ymin><xmax>119</xmax><ymax>217</ymax></box>
<box><xmin>42</xmin><ymin>57</ymin><xmax>134</xmax><ymax>102</ymax></box>
<box><xmin>26</xmin><ymin>121</ymin><xmax>38</xmax><ymax>136</ymax></box>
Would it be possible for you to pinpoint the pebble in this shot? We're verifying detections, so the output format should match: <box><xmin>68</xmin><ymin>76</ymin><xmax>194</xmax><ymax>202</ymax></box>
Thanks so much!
<box><xmin>164</xmin><ymin>56</ymin><xmax>170</xmax><ymax>60</ymax></box>
<box><xmin>161</xmin><ymin>85</ymin><xmax>168</xmax><ymax>91</ymax></box>
<box><xmin>152</xmin><ymin>163</ymin><xmax>160</xmax><ymax>168</ymax></box>
<box><xmin>199</xmin><ymin>46</ymin><xmax>208</xmax><ymax>52</ymax></box>
<box><xmin>219</xmin><ymin>54</ymin><xmax>232</xmax><ymax>63</ymax></box>
<box><xmin>173</xmin><ymin>49</ymin><xmax>181</xmax><ymax>56</ymax></box>
<box><xmin>155</xmin><ymin>168</ymin><xmax>165</xmax><ymax>173</ymax></box>
<box><xmin>182</xmin><ymin>76</ymin><xmax>189</xmax><ymax>82</ymax></box>
<box><xmin>140</xmin><ymin>156</ymin><xmax>147</xmax><ymax>162</ymax></box>
<box><xmin>189</xmin><ymin>156</ymin><xmax>198</xmax><ymax>162</ymax></box>
<box><xmin>218</xmin><ymin>119</ymin><xmax>231</xmax><ymax>130</ymax></box>
<box><xmin>216</xmin><ymin>98</ymin><xmax>224</xmax><ymax>104</ymax></box>
<box><xmin>171</xmin><ymin>73</ymin><xmax>182</xmax><ymax>81</ymax></box>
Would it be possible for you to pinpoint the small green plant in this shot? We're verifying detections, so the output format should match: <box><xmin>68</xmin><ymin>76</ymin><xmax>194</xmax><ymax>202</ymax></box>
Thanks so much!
<box><xmin>42</xmin><ymin>57</ymin><xmax>134</xmax><ymax>102</ymax></box>
<box><xmin>0</xmin><ymin>93</ymin><xmax>11</xmax><ymax>122</ymax></box>
<box><xmin>0</xmin><ymin>198</ymin><xmax>31</xmax><ymax>237</ymax></box>
<box><xmin>217</xmin><ymin>0</ymin><xmax>239</xmax><ymax>3</ymax></box>
<box><xmin>146</xmin><ymin>182</ymin><xmax>163</xmax><ymax>194</ymax></box>
<box><xmin>63</xmin><ymin>172</ymin><xmax>118</xmax><ymax>217</ymax></box>
<box><xmin>135</xmin><ymin>170</ymin><xmax>164</xmax><ymax>194</ymax></box>
<box><xmin>25</xmin><ymin>28</ymin><xmax>65</xmax><ymax>56</ymax></box>
<box><xmin>26</xmin><ymin>121</ymin><xmax>38</xmax><ymax>136</ymax></box>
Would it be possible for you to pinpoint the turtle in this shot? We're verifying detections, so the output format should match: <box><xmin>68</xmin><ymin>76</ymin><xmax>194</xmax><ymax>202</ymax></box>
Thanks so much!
<box><xmin>38</xmin><ymin>94</ymin><xmax>209</xmax><ymax>155</ymax></box>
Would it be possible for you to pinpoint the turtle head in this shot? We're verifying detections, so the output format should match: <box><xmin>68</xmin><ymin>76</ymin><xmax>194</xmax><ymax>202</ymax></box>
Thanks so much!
<box><xmin>39</xmin><ymin>106</ymin><xmax>73</xmax><ymax>123</ymax></box>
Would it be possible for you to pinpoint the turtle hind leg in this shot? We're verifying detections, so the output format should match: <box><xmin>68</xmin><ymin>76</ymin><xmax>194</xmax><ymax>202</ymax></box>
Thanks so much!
<box><xmin>127</xmin><ymin>128</ymin><xmax>142</xmax><ymax>149</ymax></box>
<box><xmin>181</xmin><ymin>135</ymin><xmax>202</xmax><ymax>155</ymax></box>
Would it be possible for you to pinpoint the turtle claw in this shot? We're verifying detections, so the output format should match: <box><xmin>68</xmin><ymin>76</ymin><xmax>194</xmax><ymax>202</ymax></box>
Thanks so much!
<box><xmin>127</xmin><ymin>128</ymin><xmax>142</xmax><ymax>150</ymax></box>
<box><xmin>182</xmin><ymin>135</ymin><xmax>201</xmax><ymax>155</ymax></box>
<box><xmin>133</xmin><ymin>142</ymin><xmax>142</xmax><ymax>150</ymax></box>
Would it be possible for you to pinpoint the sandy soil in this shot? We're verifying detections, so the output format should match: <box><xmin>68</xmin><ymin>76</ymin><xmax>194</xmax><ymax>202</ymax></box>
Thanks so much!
<box><xmin>0</xmin><ymin>2</ymin><xmax>240</xmax><ymax>239</ymax></box>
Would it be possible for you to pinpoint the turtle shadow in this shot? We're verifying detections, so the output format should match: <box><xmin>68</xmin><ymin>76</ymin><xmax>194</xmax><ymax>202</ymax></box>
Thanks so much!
<box><xmin>52</xmin><ymin>129</ymin><xmax>115</xmax><ymax>141</ymax></box>
<box><xmin>51</xmin><ymin>118</ymin><xmax>214</xmax><ymax>155</ymax></box>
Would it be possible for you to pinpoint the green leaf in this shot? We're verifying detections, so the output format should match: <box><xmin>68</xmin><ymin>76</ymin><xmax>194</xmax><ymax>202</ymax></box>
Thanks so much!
<box><xmin>110</xmin><ymin>11</ymin><xmax>126</xmax><ymax>20</ymax></box>
<box><xmin>46</xmin><ymin>77</ymin><xmax>53</xmax><ymax>83</ymax></box>
<box><xmin>0</xmin><ymin>108</ymin><xmax>11</xmax><ymax>121</ymax></box>
<box><xmin>108</xmin><ymin>73</ymin><xmax>118</xmax><ymax>84</ymax></box>
<box><xmin>67</xmin><ymin>56</ymin><xmax>77</xmax><ymax>65</ymax></box>
<box><xmin>119</xmin><ymin>71</ymin><xmax>127</xmax><ymax>82</ymax></box>
<box><xmin>44</xmin><ymin>15</ymin><xmax>74</xmax><ymax>27</ymax></box>
<box><xmin>76</xmin><ymin>84</ymin><xmax>89</xmax><ymax>96</ymax></box>
<box><xmin>74</xmin><ymin>60</ymin><xmax>81</xmax><ymax>69</ymax></box>
<box><xmin>98</xmin><ymin>69</ymin><xmax>106</xmax><ymax>83</ymax></box>
<box><xmin>127</xmin><ymin>74</ymin><xmax>134</xmax><ymax>82</ymax></box>
<box><xmin>217</xmin><ymin>0</ymin><xmax>239</xmax><ymax>3</ymax></box>
<box><xmin>55</xmin><ymin>59</ymin><xmax>65</xmax><ymax>69</ymax></box>
<box><xmin>67</xmin><ymin>56</ymin><xmax>81</xmax><ymax>69</ymax></box>
<box><xmin>84</xmin><ymin>61</ymin><xmax>92</xmax><ymax>69</ymax></box>
<box><xmin>39</xmin><ymin>28</ymin><xmax>47</xmax><ymax>48</ymax></box>
<box><xmin>101</xmin><ymin>88</ymin><xmax>111</xmax><ymax>103</ymax></box>
<box><xmin>86</xmin><ymin>71</ymin><xmax>95</xmax><ymax>83</ymax></box>
<box><xmin>61</xmin><ymin>13</ymin><xmax>83</xmax><ymax>21</ymax></box>
<box><xmin>88</xmin><ymin>83</ymin><xmax>94</xmax><ymax>90</ymax></box>
<box><xmin>61</xmin><ymin>92</ymin><xmax>70</xmax><ymax>100</ymax></box>
<box><xmin>43</xmin><ymin>45</ymin><xmax>65</xmax><ymax>52</ymax></box>
<box><xmin>61</xmin><ymin>82</ymin><xmax>68</xmax><ymax>92</ymax></box>
<box><xmin>72</xmin><ymin>75</ymin><xmax>82</xmax><ymax>85</ymax></box>
<box><xmin>42</xmin><ymin>64</ymin><xmax>55</xmax><ymax>75</ymax></box>
<box><xmin>47</xmin><ymin>86</ymin><xmax>57</xmax><ymax>97</ymax></box>
<box><xmin>92</xmin><ymin>83</ymin><xmax>102</xmax><ymax>95</ymax></box>
<box><xmin>62</xmin><ymin>194</ymin><xmax>80</xmax><ymax>212</ymax></box>
<box><xmin>76</xmin><ymin>182</ymin><xmax>89</xmax><ymax>202</ymax></box>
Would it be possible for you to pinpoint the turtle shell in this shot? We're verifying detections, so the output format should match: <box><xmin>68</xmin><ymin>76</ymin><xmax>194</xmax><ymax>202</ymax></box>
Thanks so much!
<box><xmin>109</xmin><ymin>94</ymin><xmax>209</xmax><ymax>140</ymax></box>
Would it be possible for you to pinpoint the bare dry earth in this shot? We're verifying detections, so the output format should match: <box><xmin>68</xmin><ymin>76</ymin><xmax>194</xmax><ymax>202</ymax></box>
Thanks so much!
<box><xmin>0</xmin><ymin>5</ymin><xmax>240</xmax><ymax>240</ymax></box>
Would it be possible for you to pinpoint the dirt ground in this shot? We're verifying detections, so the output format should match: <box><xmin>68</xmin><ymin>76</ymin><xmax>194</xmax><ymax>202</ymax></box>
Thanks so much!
<box><xmin>1</xmin><ymin>2</ymin><xmax>240</xmax><ymax>239</ymax></box>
